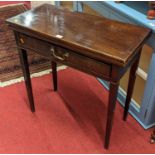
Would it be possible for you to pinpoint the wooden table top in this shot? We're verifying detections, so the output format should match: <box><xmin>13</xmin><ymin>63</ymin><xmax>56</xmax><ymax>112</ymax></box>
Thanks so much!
<box><xmin>6</xmin><ymin>4</ymin><xmax>151</xmax><ymax>66</ymax></box>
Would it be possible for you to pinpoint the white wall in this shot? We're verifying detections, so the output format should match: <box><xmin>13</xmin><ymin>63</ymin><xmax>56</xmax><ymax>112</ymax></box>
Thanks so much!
<box><xmin>31</xmin><ymin>1</ymin><xmax>55</xmax><ymax>8</ymax></box>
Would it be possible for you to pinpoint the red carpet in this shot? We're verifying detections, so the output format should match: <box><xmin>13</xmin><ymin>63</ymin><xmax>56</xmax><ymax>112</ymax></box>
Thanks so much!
<box><xmin>0</xmin><ymin>68</ymin><xmax>154</xmax><ymax>153</ymax></box>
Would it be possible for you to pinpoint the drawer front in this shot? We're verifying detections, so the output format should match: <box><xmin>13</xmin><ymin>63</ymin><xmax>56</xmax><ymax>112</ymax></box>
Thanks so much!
<box><xmin>51</xmin><ymin>47</ymin><xmax>111</xmax><ymax>78</ymax></box>
<box><xmin>17</xmin><ymin>33</ymin><xmax>111</xmax><ymax>78</ymax></box>
<box><xmin>17</xmin><ymin>33</ymin><xmax>53</xmax><ymax>57</ymax></box>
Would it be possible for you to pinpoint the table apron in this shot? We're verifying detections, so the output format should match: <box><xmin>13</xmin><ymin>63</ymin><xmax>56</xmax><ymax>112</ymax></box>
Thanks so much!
<box><xmin>16</xmin><ymin>33</ymin><xmax>112</xmax><ymax>80</ymax></box>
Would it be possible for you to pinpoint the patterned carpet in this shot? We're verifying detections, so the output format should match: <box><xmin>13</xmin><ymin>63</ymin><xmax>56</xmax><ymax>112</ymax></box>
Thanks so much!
<box><xmin>0</xmin><ymin>3</ymin><xmax>51</xmax><ymax>82</ymax></box>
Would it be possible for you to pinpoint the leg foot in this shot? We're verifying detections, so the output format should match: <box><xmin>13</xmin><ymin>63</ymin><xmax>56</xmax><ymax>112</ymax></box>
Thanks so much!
<box><xmin>150</xmin><ymin>129</ymin><xmax>155</xmax><ymax>144</ymax></box>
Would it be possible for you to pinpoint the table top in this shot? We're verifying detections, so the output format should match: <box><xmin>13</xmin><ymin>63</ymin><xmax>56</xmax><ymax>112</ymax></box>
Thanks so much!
<box><xmin>6</xmin><ymin>4</ymin><xmax>151</xmax><ymax>67</ymax></box>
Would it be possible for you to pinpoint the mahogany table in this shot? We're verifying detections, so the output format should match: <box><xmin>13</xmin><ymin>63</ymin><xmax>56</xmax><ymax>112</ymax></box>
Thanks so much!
<box><xmin>6</xmin><ymin>4</ymin><xmax>151</xmax><ymax>149</ymax></box>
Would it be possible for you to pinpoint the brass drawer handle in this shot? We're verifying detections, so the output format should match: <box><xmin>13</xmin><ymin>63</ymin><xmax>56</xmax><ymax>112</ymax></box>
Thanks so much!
<box><xmin>51</xmin><ymin>47</ymin><xmax>69</xmax><ymax>61</ymax></box>
<box><xmin>20</xmin><ymin>38</ymin><xmax>24</xmax><ymax>44</ymax></box>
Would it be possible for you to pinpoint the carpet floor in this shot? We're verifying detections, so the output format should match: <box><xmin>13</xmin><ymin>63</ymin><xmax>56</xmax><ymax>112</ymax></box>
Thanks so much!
<box><xmin>0</xmin><ymin>68</ymin><xmax>154</xmax><ymax>153</ymax></box>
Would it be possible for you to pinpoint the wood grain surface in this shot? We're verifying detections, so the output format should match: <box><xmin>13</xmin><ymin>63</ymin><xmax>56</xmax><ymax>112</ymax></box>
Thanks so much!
<box><xmin>6</xmin><ymin>4</ymin><xmax>151</xmax><ymax>67</ymax></box>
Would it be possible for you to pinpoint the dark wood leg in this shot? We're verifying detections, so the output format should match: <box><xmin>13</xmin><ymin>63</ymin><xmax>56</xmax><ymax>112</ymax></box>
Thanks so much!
<box><xmin>123</xmin><ymin>55</ymin><xmax>141</xmax><ymax>121</ymax></box>
<box><xmin>150</xmin><ymin>128</ymin><xmax>155</xmax><ymax>144</ymax></box>
<box><xmin>104</xmin><ymin>82</ymin><xmax>119</xmax><ymax>149</ymax></box>
<box><xmin>51</xmin><ymin>61</ymin><xmax>57</xmax><ymax>91</ymax></box>
<box><xmin>18</xmin><ymin>49</ymin><xmax>35</xmax><ymax>112</ymax></box>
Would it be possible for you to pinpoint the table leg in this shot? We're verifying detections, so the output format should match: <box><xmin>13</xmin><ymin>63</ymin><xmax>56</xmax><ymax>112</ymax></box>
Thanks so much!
<box><xmin>150</xmin><ymin>128</ymin><xmax>155</xmax><ymax>144</ymax></box>
<box><xmin>51</xmin><ymin>61</ymin><xmax>57</xmax><ymax>91</ymax></box>
<box><xmin>104</xmin><ymin>82</ymin><xmax>119</xmax><ymax>149</ymax></box>
<box><xmin>18</xmin><ymin>49</ymin><xmax>35</xmax><ymax>112</ymax></box>
<box><xmin>123</xmin><ymin>56</ymin><xmax>140</xmax><ymax>121</ymax></box>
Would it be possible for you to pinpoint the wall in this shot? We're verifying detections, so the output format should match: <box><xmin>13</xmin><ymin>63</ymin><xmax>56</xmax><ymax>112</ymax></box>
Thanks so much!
<box><xmin>31</xmin><ymin>1</ymin><xmax>54</xmax><ymax>8</ymax></box>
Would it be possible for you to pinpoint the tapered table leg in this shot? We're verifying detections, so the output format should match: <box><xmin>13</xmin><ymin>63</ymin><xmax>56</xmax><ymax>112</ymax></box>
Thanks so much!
<box><xmin>104</xmin><ymin>82</ymin><xmax>119</xmax><ymax>149</ymax></box>
<box><xmin>123</xmin><ymin>54</ymin><xmax>141</xmax><ymax>121</ymax></box>
<box><xmin>150</xmin><ymin>128</ymin><xmax>155</xmax><ymax>144</ymax></box>
<box><xmin>18</xmin><ymin>49</ymin><xmax>35</xmax><ymax>112</ymax></box>
<box><xmin>51</xmin><ymin>61</ymin><xmax>57</xmax><ymax>91</ymax></box>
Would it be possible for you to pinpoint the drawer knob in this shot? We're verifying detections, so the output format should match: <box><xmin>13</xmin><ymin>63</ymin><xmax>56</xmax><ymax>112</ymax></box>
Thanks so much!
<box><xmin>51</xmin><ymin>48</ymin><xmax>69</xmax><ymax>61</ymax></box>
<box><xmin>20</xmin><ymin>38</ymin><xmax>24</xmax><ymax>44</ymax></box>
